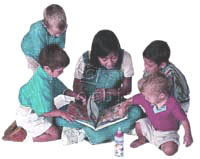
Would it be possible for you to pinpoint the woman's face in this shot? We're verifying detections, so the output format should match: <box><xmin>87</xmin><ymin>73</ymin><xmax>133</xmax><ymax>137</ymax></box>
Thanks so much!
<box><xmin>98</xmin><ymin>52</ymin><xmax>118</xmax><ymax>69</ymax></box>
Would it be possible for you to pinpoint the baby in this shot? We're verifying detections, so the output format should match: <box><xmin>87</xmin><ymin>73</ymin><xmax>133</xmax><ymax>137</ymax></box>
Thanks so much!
<box><xmin>119</xmin><ymin>73</ymin><xmax>193</xmax><ymax>156</ymax></box>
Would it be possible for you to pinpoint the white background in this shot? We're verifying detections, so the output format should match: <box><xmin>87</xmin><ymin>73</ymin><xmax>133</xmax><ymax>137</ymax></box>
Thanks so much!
<box><xmin>0</xmin><ymin>0</ymin><xmax>199</xmax><ymax>158</ymax></box>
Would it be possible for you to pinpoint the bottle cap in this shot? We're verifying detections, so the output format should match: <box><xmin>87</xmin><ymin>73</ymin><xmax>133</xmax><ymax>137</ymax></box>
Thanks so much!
<box><xmin>115</xmin><ymin>127</ymin><xmax>123</xmax><ymax>137</ymax></box>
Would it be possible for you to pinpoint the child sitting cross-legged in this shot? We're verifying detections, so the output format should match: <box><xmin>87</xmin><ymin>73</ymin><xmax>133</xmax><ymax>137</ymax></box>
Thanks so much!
<box><xmin>119</xmin><ymin>73</ymin><xmax>193</xmax><ymax>156</ymax></box>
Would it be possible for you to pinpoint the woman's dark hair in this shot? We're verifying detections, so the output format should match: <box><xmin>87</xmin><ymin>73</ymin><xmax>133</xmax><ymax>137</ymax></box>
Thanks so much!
<box><xmin>90</xmin><ymin>30</ymin><xmax>123</xmax><ymax>68</ymax></box>
<box><xmin>39</xmin><ymin>44</ymin><xmax>70</xmax><ymax>70</ymax></box>
<box><xmin>143</xmin><ymin>40</ymin><xmax>170</xmax><ymax>66</ymax></box>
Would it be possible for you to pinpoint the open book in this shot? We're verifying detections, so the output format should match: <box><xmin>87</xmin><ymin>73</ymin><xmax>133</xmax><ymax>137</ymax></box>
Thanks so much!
<box><xmin>75</xmin><ymin>96</ymin><xmax>128</xmax><ymax>131</ymax></box>
<box><xmin>54</xmin><ymin>95</ymin><xmax>128</xmax><ymax>131</ymax></box>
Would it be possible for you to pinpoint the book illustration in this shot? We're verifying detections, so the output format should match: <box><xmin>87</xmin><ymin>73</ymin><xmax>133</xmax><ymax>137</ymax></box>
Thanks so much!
<box><xmin>75</xmin><ymin>96</ymin><xmax>128</xmax><ymax>131</ymax></box>
<box><xmin>54</xmin><ymin>95</ymin><xmax>88</xmax><ymax>120</ymax></box>
<box><xmin>66</xmin><ymin>102</ymin><xmax>89</xmax><ymax>121</ymax></box>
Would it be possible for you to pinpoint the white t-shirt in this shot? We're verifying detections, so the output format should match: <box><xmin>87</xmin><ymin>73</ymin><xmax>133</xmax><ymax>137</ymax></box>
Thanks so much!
<box><xmin>74</xmin><ymin>50</ymin><xmax>134</xmax><ymax>79</ymax></box>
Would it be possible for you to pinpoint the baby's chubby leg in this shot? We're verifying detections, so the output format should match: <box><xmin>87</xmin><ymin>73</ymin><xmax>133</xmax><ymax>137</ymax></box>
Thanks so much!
<box><xmin>160</xmin><ymin>141</ymin><xmax>178</xmax><ymax>156</ymax></box>
<box><xmin>130</xmin><ymin>122</ymin><xmax>148</xmax><ymax>148</ymax></box>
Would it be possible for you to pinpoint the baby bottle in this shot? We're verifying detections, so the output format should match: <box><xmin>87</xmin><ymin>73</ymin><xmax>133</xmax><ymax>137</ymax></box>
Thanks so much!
<box><xmin>114</xmin><ymin>127</ymin><xmax>124</xmax><ymax>157</ymax></box>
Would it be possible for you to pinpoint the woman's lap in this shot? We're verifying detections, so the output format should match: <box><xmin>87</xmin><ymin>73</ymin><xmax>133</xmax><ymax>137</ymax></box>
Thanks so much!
<box><xmin>55</xmin><ymin>104</ymin><xmax>143</xmax><ymax>144</ymax></box>
<box><xmin>83</xmin><ymin>105</ymin><xmax>143</xmax><ymax>144</ymax></box>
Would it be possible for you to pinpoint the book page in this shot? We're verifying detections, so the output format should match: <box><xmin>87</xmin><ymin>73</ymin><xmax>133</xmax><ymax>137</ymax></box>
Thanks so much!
<box><xmin>76</xmin><ymin>100</ymin><xmax>128</xmax><ymax>131</ymax></box>
<box><xmin>96</xmin><ymin>101</ymin><xmax>128</xmax><ymax>128</ymax></box>
<box><xmin>87</xmin><ymin>95</ymin><xmax>99</xmax><ymax>124</ymax></box>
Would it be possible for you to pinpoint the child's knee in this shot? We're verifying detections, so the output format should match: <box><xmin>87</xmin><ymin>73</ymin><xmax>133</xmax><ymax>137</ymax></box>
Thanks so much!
<box><xmin>161</xmin><ymin>142</ymin><xmax>178</xmax><ymax>156</ymax></box>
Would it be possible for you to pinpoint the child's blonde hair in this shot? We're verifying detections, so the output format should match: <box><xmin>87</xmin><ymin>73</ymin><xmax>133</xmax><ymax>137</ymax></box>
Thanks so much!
<box><xmin>43</xmin><ymin>4</ymin><xmax>67</xmax><ymax>32</ymax></box>
<box><xmin>138</xmin><ymin>72</ymin><xmax>170</xmax><ymax>95</ymax></box>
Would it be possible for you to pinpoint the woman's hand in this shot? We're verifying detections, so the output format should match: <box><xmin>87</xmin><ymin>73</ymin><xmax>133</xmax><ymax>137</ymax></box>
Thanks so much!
<box><xmin>75</xmin><ymin>92</ymin><xmax>87</xmax><ymax>106</ymax></box>
<box><xmin>93</xmin><ymin>88</ymin><xmax>106</xmax><ymax>102</ymax></box>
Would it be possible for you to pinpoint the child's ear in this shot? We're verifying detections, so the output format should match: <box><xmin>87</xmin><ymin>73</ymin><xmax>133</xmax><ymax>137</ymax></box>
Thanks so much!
<box><xmin>159</xmin><ymin>92</ymin><xmax>167</xmax><ymax>100</ymax></box>
<box><xmin>43</xmin><ymin>66</ymin><xmax>52</xmax><ymax>73</ymax></box>
<box><xmin>159</xmin><ymin>62</ymin><xmax>167</xmax><ymax>69</ymax></box>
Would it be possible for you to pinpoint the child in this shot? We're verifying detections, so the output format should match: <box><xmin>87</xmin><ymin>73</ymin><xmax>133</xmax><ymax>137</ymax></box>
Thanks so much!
<box><xmin>119</xmin><ymin>73</ymin><xmax>193</xmax><ymax>156</ymax></box>
<box><xmin>16</xmin><ymin>44</ymin><xmax>84</xmax><ymax>142</ymax></box>
<box><xmin>55</xmin><ymin>29</ymin><xmax>142</xmax><ymax>145</ymax></box>
<box><xmin>21</xmin><ymin>4</ymin><xmax>67</xmax><ymax>72</ymax></box>
<box><xmin>142</xmin><ymin>40</ymin><xmax>190</xmax><ymax>113</ymax></box>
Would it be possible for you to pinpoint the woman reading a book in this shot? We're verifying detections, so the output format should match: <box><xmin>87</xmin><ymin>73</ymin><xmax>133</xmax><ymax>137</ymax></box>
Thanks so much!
<box><xmin>55</xmin><ymin>30</ymin><xmax>143</xmax><ymax>145</ymax></box>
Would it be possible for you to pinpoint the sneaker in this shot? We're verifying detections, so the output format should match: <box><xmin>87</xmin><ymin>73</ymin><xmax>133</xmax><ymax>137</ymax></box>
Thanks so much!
<box><xmin>61</xmin><ymin>127</ymin><xmax>85</xmax><ymax>145</ymax></box>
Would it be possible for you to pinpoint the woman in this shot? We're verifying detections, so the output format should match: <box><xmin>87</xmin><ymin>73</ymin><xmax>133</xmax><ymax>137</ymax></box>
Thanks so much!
<box><xmin>56</xmin><ymin>30</ymin><xmax>142</xmax><ymax>144</ymax></box>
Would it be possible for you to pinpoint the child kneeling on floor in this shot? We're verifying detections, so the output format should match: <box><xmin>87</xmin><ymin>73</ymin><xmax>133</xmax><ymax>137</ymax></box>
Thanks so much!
<box><xmin>16</xmin><ymin>44</ymin><xmax>85</xmax><ymax>142</ymax></box>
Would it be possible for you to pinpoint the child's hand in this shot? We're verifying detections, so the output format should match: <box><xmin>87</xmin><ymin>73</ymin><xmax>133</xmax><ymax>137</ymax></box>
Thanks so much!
<box><xmin>60</xmin><ymin>112</ymin><xmax>75</xmax><ymax>122</ymax></box>
<box><xmin>42</xmin><ymin>110</ymin><xmax>75</xmax><ymax>122</ymax></box>
<box><xmin>118</xmin><ymin>106</ymin><xmax>126</xmax><ymax>116</ymax></box>
<box><xmin>118</xmin><ymin>98</ymin><xmax>133</xmax><ymax>116</ymax></box>
<box><xmin>184</xmin><ymin>133</ymin><xmax>193</xmax><ymax>147</ymax></box>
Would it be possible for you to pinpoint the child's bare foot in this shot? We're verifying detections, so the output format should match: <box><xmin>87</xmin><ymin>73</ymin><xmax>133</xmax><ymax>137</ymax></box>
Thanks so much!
<box><xmin>130</xmin><ymin>137</ymin><xmax>147</xmax><ymax>148</ymax></box>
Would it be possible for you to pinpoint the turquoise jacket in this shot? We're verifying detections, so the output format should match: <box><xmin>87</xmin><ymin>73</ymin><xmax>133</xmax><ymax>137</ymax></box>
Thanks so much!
<box><xmin>18</xmin><ymin>66</ymin><xmax>68</xmax><ymax>116</ymax></box>
<box><xmin>21</xmin><ymin>20</ymin><xmax>66</xmax><ymax>61</ymax></box>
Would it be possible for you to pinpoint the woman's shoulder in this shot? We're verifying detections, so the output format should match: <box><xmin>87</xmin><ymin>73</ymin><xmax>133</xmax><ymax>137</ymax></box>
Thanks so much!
<box><xmin>82</xmin><ymin>51</ymin><xmax>90</xmax><ymax>57</ymax></box>
<box><xmin>122</xmin><ymin>50</ymin><xmax>132</xmax><ymax>58</ymax></box>
<box><xmin>120</xmin><ymin>50</ymin><xmax>134</xmax><ymax>77</ymax></box>
<box><xmin>122</xmin><ymin>50</ymin><xmax>133</xmax><ymax>64</ymax></box>
<box><xmin>81</xmin><ymin>51</ymin><xmax>91</xmax><ymax>63</ymax></box>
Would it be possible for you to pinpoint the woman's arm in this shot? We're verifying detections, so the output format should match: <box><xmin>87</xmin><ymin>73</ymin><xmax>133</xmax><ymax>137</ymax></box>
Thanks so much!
<box><xmin>106</xmin><ymin>77</ymin><xmax>132</xmax><ymax>97</ymax></box>
<box><xmin>73</xmin><ymin>78</ymin><xmax>84</xmax><ymax>94</ymax></box>
<box><xmin>93</xmin><ymin>77</ymin><xmax>132</xmax><ymax>101</ymax></box>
